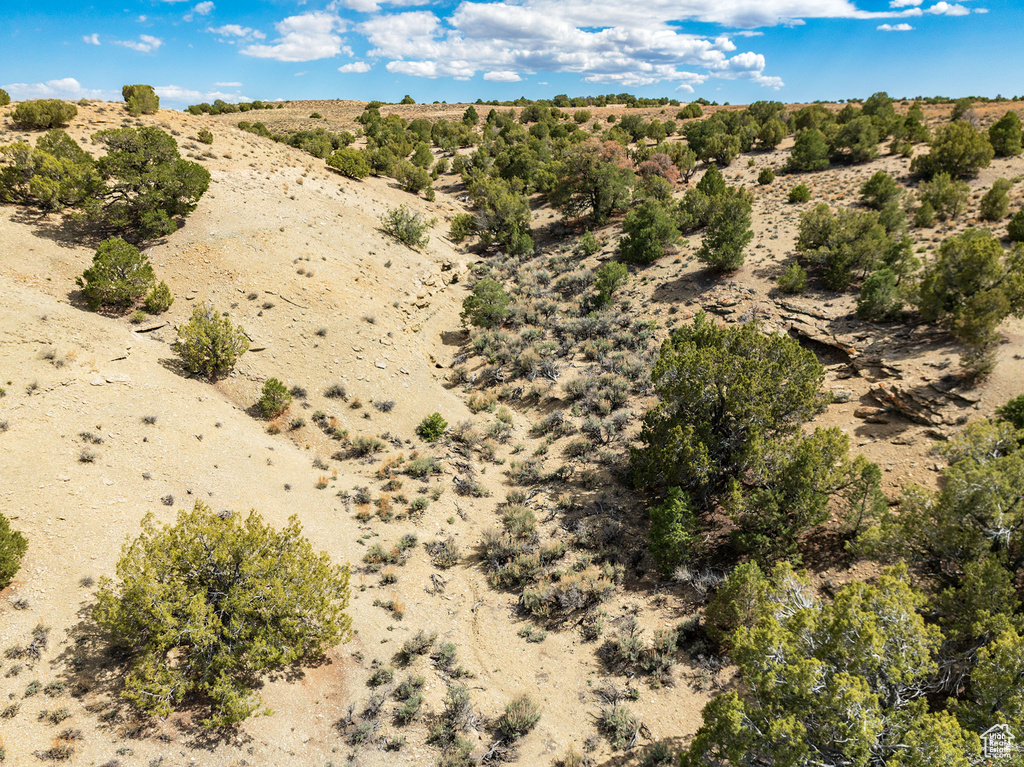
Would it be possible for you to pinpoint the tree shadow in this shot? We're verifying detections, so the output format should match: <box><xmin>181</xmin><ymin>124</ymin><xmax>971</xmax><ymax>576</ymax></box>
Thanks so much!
<box><xmin>157</xmin><ymin>356</ymin><xmax>196</xmax><ymax>380</ymax></box>
<box><xmin>7</xmin><ymin>207</ymin><xmax>102</xmax><ymax>250</ymax></box>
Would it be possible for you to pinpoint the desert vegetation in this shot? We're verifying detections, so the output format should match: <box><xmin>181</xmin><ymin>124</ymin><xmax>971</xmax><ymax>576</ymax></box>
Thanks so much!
<box><xmin>2</xmin><ymin>90</ymin><xmax>1024</xmax><ymax>766</ymax></box>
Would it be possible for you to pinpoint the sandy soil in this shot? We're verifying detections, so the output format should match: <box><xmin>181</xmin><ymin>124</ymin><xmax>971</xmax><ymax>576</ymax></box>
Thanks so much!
<box><xmin>0</xmin><ymin>97</ymin><xmax>1021</xmax><ymax>766</ymax></box>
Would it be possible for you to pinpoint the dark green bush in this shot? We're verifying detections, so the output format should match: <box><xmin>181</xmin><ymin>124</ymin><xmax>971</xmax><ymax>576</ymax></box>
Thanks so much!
<box><xmin>12</xmin><ymin>100</ymin><xmax>78</xmax><ymax>129</ymax></box>
<box><xmin>259</xmin><ymin>378</ymin><xmax>292</xmax><ymax>418</ymax></box>
<box><xmin>122</xmin><ymin>84</ymin><xmax>159</xmax><ymax>116</ymax></box>
<box><xmin>449</xmin><ymin>213</ymin><xmax>476</xmax><ymax>243</ymax></box>
<box><xmin>417</xmin><ymin>412</ymin><xmax>448</xmax><ymax>441</ymax></box>
<box><xmin>197</xmin><ymin>129</ymin><xmax>214</xmax><ymax>145</ymax></box>
<box><xmin>0</xmin><ymin>88</ymin><xmax>10</xmax><ymax>107</ymax></box>
<box><xmin>619</xmin><ymin>200</ymin><xmax>679</xmax><ymax>265</ymax></box>
<box><xmin>989</xmin><ymin>111</ymin><xmax>1022</xmax><ymax>157</ymax></box>
<box><xmin>461</xmin><ymin>278</ymin><xmax>510</xmax><ymax>328</ymax></box>
<box><xmin>788</xmin><ymin>183</ymin><xmax>811</xmax><ymax>203</ymax></box>
<box><xmin>757</xmin><ymin>167</ymin><xmax>775</xmax><ymax>185</ymax></box>
<box><xmin>77</xmin><ymin>237</ymin><xmax>155</xmax><ymax>311</ymax></box>
<box><xmin>326</xmin><ymin>148</ymin><xmax>369</xmax><ymax>179</ymax></box>
<box><xmin>980</xmin><ymin>178</ymin><xmax>1013</xmax><ymax>221</ymax></box>
<box><xmin>777</xmin><ymin>262</ymin><xmax>808</xmax><ymax>294</ymax></box>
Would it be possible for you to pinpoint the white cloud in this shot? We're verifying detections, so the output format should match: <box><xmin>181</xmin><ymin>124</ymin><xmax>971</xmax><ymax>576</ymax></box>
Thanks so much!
<box><xmin>338</xmin><ymin>61</ymin><xmax>372</xmax><ymax>73</ymax></box>
<box><xmin>82</xmin><ymin>33</ymin><xmax>100</xmax><ymax>45</ymax></box>
<box><xmin>214</xmin><ymin>81</ymin><xmax>243</xmax><ymax>87</ymax></box>
<box><xmin>889</xmin><ymin>0</ymin><xmax>922</xmax><ymax>6</ymax></box>
<box><xmin>483</xmin><ymin>70</ymin><xmax>522</xmax><ymax>82</ymax></box>
<box><xmin>154</xmin><ymin>84</ymin><xmax>251</xmax><ymax>108</ymax></box>
<box><xmin>184</xmin><ymin>2</ymin><xmax>215</xmax><ymax>22</ymax></box>
<box><xmin>926</xmin><ymin>2</ymin><xmax>970</xmax><ymax>15</ymax></box>
<box><xmin>2</xmin><ymin>77</ymin><xmax>118</xmax><ymax>101</ymax></box>
<box><xmin>208</xmin><ymin>24</ymin><xmax>266</xmax><ymax>41</ymax></box>
<box><xmin>242</xmin><ymin>11</ymin><xmax>346</xmax><ymax>62</ymax></box>
<box><xmin>878</xmin><ymin>22</ymin><xmax>914</xmax><ymax>29</ymax></box>
<box><xmin>115</xmin><ymin>34</ymin><xmax>163</xmax><ymax>53</ymax></box>
<box><xmin>974</xmin><ymin>6</ymin><xmax>989</xmax><ymax>12</ymax></box>
<box><xmin>358</xmin><ymin>4</ymin><xmax>785</xmax><ymax>90</ymax></box>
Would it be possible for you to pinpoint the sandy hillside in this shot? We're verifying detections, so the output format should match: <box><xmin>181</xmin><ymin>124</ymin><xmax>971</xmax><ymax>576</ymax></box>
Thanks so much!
<box><xmin>0</xmin><ymin>97</ymin><xmax>1022</xmax><ymax>766</ymax></box>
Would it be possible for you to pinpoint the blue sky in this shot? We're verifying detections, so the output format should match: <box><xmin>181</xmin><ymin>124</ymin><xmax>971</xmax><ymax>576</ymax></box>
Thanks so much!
<box><xmin>1</xmin><ymin>0</ymin><xmax>1017</xmax><ymax>110</ymax></box>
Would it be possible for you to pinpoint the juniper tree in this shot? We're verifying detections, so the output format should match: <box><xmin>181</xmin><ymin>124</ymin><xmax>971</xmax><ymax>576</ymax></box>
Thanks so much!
<box><xmin>95</xmin><ymin>502</ymin><xmax>352</xmax><ymax>727</ymax></box>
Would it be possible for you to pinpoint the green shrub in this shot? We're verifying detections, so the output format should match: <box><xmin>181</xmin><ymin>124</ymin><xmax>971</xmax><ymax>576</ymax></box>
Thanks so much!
<box><xmin>496</xmin><ymin>695</ymin><xmax>541</xmax><ymax>741</ymax></box>
<box><xmin>12</xmin><ymin>100</ymin><xmax>78</xmax><ymax>129</ymax></box>
<box><xmin>173</xmin><ymin>302</ymin><xmax>250</xmax><ymax>380</ymax></box>
<box><xmin>648</xmin><ymin>488</ymin><xmax>699</xmax><ymax>574</ymax></box>
<box><xmin>0</xmin><ymin>88</ymin><xmax>10</xmax><ymax>107</ymax></box>
<box><xmin>913</xmin><ymin>200</ymin><xmax>936</xmax><ymax>228</ymax></box>
<box><xmin>620</xmin><ymin>200</ymin><xmax>679</xmax><ymax>265</ymax></box>
<box><xmin>996</xmin><ymin>394</ymin><xmax>1024</xmax><ymax>430</ymax></box>
<box><xmin>578</xmin><ymin>229</ymin><xmax>600</xmax><ymax>255</ymax></box>
<box><xmin>417</xmin><ymin>412</ymin><xmax>448</xmax><ymax>441</ymax></box>
<box><xmin>461</xmin><ymin>278</ymin><xmax>510</xmax><ymax>328</ymax></box>
<box><xmin>989</xmin><ymin>111</ymin><xmax>1023</xmax><ymax>157</ymax></box>
<box><xmin>593</xmin><ymin>261</ymin><xmax>628</xmax><ymax>308</ymax></box>
<box><xmin>449</xmin><ymin>213</ymin><xmax>476</xmax><ymax>243</ymax></box>
<box><xmin>980</xmin><ymin>178</ymin><xmax>1013</xmax><ymax>221</ymax></box>
<box><xmin>144</xmin><ymin>280</ymin><xmax>174</xmax><ymax>313</ymax></box>
<box><xmin>911</xmin><ymin>120</ymin><xmax>993</xmax><ymax>179</ymax></box>
<box><xmin>697</xmin><ymin>194</ymin><xmax>753</xmax><ymax>272</ymax></box>
<box><xmin>856</xmin><ymin>268</ymin><xmax>905</xmax><ymax>321</ymax></box>
<box><xmin>788</xmin><ymin>183</ymin><xmax>811</xmax><ymax>203</ymax></box>
<box><xmin>94</xmin><ymin>502</ymin><xmax>352</xmax><ymax>728</ymax></box>
<box><xmin>197</xmin><ymin>129</ymin><xmax>214</xmax><ymax>145</ymax></box>
<box><xmin>757</xmin><ymin>167</ymin><xmax>775</xmax><ymax>185</ymax></box>
<box><xmin>77</xmin><ymin>237</ymin><xmax>155</xmax><ymax>311</ymax></box>
<box><xmin>380</xmin><ymin>204</ymin><xmax>434</xmax><ymax>249</ymax></box>
<box><xmin>860</xmin><ymin>171</ymin><xmax>901</xmax><ymax>210</ymax></box>
<box><xmin>777</xmin><ymin>262</ymin><xmax>808</xmax><ymax>294</ymax></box>
<box><xmin>918</xmin><ymin>171</ymin><xmax>969</xmax><ymax>221</ymax></box>
<box><xmin>598</xmin><ymin>704</ymin><xmax>640</xmax><ymax>750</ymax></box>
<box><xmin>788</xmin><ymin>128</ymin><xmax>829</xmax><ymax>172</ymax></box>
<box><xmin>122</xmin><ymin>84</ymin><xmax>159</xmax><ymax>115</ymax></box>
<box><xmin>1008</xmin><ymin>209</ymin><xmax>1024</xmax><ymax>242</ymax></box>
<box><xmin>259</xmin><ymin>378</ymin><xmax>292</xmax><ymax>418</ymax></box>
<box><xmin>325</xmin><ymin>147</ymin><xmax>369</xmax><ymax>179</ymax></box>
<box><xmin>0</xmin><ymin>513</ymin><xmax>28</xmax><ymax>588</ymax></box>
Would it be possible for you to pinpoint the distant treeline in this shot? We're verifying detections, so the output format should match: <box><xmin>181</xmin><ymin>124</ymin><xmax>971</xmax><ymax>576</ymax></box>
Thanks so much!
<box><xmin>186</xmin><ymin>99</ymin><xmax>283</xmax><ymax>115</ymax></box>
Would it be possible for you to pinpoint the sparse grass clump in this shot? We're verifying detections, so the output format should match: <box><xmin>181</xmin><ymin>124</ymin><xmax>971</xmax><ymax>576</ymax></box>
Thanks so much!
<box><xmin>598</xmin><ymin>704</ymin><xmax>640</xmax><ymax>750</ymax></box>
<box><xmin>496</xmin><ymin>695</ymin><xmax>541</xmax><ymax>741</ymax></box>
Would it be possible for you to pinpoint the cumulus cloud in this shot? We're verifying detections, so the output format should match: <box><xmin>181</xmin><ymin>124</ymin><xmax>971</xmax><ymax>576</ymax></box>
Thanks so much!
<box><xmin>483</xmin><ymin>70</ymin><xmax>522</xmax><ymax>82</ymax></box>
<box><xmin>357</xmin><ymin>3</ymin><xmax>783</xmax><ymax>90</ymax></box>
<box><xmin>338</xmin><ymin>61</ymin><xmax>372</xmax><ymax>73</ymax></box>
<box><xmin>82</xmin><ymin>33</ymin><xmax>100</xmax><ymax>45</ymax></box>
<box><xmin>926</xmin><ymin>2</ymin><xmax>970</xmax><ymax>15</ymax></box>
<box><xmin>2</xmin><ymin>77</ymin><xmax>118</xmax><ymax>101</ymax></box>
<box><xmin>878</xmin><ymin>22</ymin><xmax>914</xmax><ymax>29</ymax></box>
<box><xmin>214</xmin><ymin>81</ymin><xmax>243</xmax><ymax>87</ymax></box>
<box><xmin>208</xmin><ymin>24</ymin><xmax>266</xmax><ymax>41</ymax></box>
<box><xmin>115</xmin><ymin>34</ymin><xmax>163</xmax><ymax>53</ymax></box>
<box><xmin>889</xmin><ymin>0</ymin><xmax>922</xmax><ymax>6</ymax></box>
<box><xmin>184</xmin><ymin>2</ymin><xmax>215</xmax><ymax>22</ymax></box>
<box><xmin>242</xmin><ymin>12</ymin><xmax>346</xmax><ymax>61</ymax></box>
